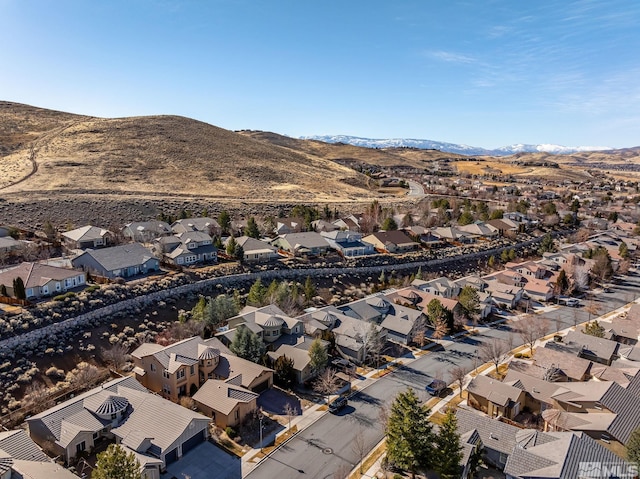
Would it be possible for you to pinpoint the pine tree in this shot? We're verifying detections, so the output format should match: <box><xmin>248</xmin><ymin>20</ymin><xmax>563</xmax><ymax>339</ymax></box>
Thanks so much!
<box><xmin>190</xmin><ymin>296</ymin><xmax>207</xmax><ymax>322</ymax></box>
<box><xmin>274</xmin><ymin>355</ymin><xmax>296</xmax><ymax>388</ymax></box>
<box><xmin>12</xmin><ymin>277</ymin><xmax>26</xmax><ymax>300</ymax></box>
<box><xmin>0</xmin><ymin>284</ymin><xmax>6</xmax><ymax>296</ymax></box>
<box><xmin>245</xmin><ymin>216</ymin><xmax>260</xmax><ymax>238</ymax></box>
<box><xmin>218</xmin><ymin>210</ymin><xmax>231</xmax><ymax>234</ymax></box>
<box><xmin>304</xmin><ymin>276</ymin><xmax>316</xmax><ymax>305</ymax></box>
<box><xmin>381</xmin><ymin>217</ymin><xmax>398</xmax><ymax>231</ymax></box>
<box><xmin>308</xmin><ymin>338</ymin><xmax>328</xmax><ymax>376</ymax></box>
<box><xmin>385</xmin><ymin>388</ymin><xmax>434</xmax><ymax>477</ymax></box>
<box><xmin>458</xmin><ymin>285</ymin><xmax>480</xmax><ymax>319</ymax></box>
<box><xmin>230</xmin><ymin>326</ymin><xmax>265</xmax><ymax>363</ymax></box>
<box><xmin>226</xmin><ymin>236</ymin><xmax>237</xmax><ymax>256</ymax></box>
<box><xmin>247</xmin><ymin>278</ymin><xmax>267</xmax><ymax>306</ymax></box>
<box><xmin>92</xmin><ymin>444</ymin><xmax>142</xmax><ymax>479</ymax></box>
<box><xmin>488</xmin><ymin>255</ymin><xmax>496</xmax><ymax>269</ymax></box>
<box><xmin>554</xmin><ymin>269</ymin><xmax>569</xmax><ymax>295</ymax></box>
<box><xmin>434</xmin><ymin>409</ymin><xmax>463</xmax><ymax>479</ymax></box>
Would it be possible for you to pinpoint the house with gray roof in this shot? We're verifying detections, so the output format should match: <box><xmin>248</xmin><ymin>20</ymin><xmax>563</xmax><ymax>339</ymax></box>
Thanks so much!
<box><xmin>171</xmin><ymin>217</ymin><xmax>221</xmax><ymax>236</ymax></box>
<box><xmin>0</xmin><ymin>236</ymin><xmax>22</xmax><ymax>255</ymax></box>
<box><xmin>192</xmin><ymin>378</ymin><xmax>258</xmax><ymax>429</ymax></box>
<box><xmin>61</xmin><ymin>225</ymin><xmax>113</xmax><ymax>250</ymax></box>
<box><xmin>361</xmin><ymin>230</ymin><xmax>419</xmax><ymax>253</ymax></box>
<box><xmin>27</xmin><ymin>376</ymin><xmax>208</xmax><ymax>476</ymax></box>
<box><xmin>122</xmin><ymin>221</ymin><xmax>172</xmax><ymax>243</ymax></box>
<box><xmin>271</xmin><ymin>232</ymin><xmax>330</xmax><ymax>256</ymax></box>
<box><xmin>154</xmin><ymin>231</ymin><xmax>217</xmax><ymax>266</ymax></box>
<box><xmin>71</xmin><ymin>243</ymin><xmax>159</xmax><ymax>279</ymax></box>
<box><xmin>226</xmin><ymin>304</ymin><xmax>304</xmax><ymax>346</ymax></box>
<box><xmin>556</xmin><ymin>330</ymin><xmax>620</xmax><ymax>365</ymax></box>
<box><xmin>0</xmin><ymin>262</ymin><xmax>86</xmax><ymax>299</ymax></box>
<box><xmin>467</xmin><ymin>374</ymin><xmax>526</xmax><ymax>420</ymax></box>
<box><xmin>266</xmin><ymin>343</ymin><xmax>316</xmax><ymax>384</ymax></box>
<box><xmin>320</xmin><ymin>230</ymin><xmax>374</xmax><ymax>257</ymax></box>
<box><xmin>0</xmin><ymin>429</ymin><xmax>78</xmax><ymax>479</ymax></box>
<box><xmin>229</xmin><ymin>236</ymin><xmax>279</xmax><ymax>263</ymax></box>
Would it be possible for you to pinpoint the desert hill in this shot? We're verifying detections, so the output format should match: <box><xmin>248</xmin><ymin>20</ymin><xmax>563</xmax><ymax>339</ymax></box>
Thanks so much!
<box><xmin>0</xmin><ymin>102</ymin><xmax>373</xmax><ymax>202</ymax></box>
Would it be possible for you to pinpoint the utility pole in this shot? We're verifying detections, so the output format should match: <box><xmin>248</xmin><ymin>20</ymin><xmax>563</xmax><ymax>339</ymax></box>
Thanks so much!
<box><xmin>259</xmin><ymin>414</ymin><xmax>264</xmax><ymax>453</ymax></box>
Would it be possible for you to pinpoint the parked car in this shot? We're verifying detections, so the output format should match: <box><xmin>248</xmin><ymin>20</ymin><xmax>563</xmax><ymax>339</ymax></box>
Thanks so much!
<box><xmin>558</xmin><ymin>296</ymin><xmax>580</xmax><ymax>307</ymax></box>
<box><xmin>328</xmin><ymin>396</ymin><xmax>348</xmax><ymax>413</ymax></box>
<box><xmin>425</xmin><ymin>377</ymin><xmax>447</xmax><ymax>397</ymax></box>
<box><xmin>331</xmin><ymin>358</ymin><xmax>356</xmax><ymax>374</ymax></box>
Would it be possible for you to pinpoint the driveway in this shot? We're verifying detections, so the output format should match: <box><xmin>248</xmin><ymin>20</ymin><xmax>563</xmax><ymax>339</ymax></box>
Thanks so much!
<box><xmin>161</xmin><ymin>441</ymin><xmax>241</xmax><ymax>479</ymax></box>
<box><xmin>258</xmin><ymin>388</ymin><xmax>302</xmax><ymax>416</ymax></box>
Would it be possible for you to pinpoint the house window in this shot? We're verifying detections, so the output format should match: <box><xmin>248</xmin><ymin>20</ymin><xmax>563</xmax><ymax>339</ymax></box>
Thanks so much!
<box><xmin>163</xmin><ymin>384</ymin><xmax>171</xmax><ymax>395</ymax></box>
<box><xmin>177</xmin><ymin>369</ymin><xmax>185</xmax><ymax>380</ymax></box>
<box><xmin>111</xmin><ymin>413</ymin><xmax>117</xmax><ymax>420</ymax></box>
<box><xmin>76</xmin><ymin>441</ymin><xmax>86</xmax><ymax>453</ymax></box>
<box><xmin>190</xmin><ymin>365</ymin><xmax>195</xmax><ymax>375</ymax></box>
<box><xmin>235</xmin><ymin>409</ymin><xmax>239</xmax><ymax>420</ymax></box>
<box><xmin>93</xmin><ymin>432</ymin><xmax>99</xmax><ymax>440</ymax></box>
<box><xmin>150</xmin><ymin>363</ymin><xmax>156</xmax><ymax>372</ymax></box>
<box><xmin>163</xmin><ymin>370</ymin><xmax>170</xmax><ymax>379</ymax></box>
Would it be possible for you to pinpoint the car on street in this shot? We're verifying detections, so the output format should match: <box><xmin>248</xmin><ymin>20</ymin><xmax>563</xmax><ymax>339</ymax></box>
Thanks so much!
<box><xmin>328</xmin><ymin>396</ymin><xmax>348</xmax><ymax>413</ymax></box>
<box><xmin>558</xmin><ymin>296</ymin><xmax>580</xmax><ymax>307</ymax></box>
<box><xmin>425</xmin><ymin>377</ymin><xmax>447</xmax><ymax>396</ymax></box>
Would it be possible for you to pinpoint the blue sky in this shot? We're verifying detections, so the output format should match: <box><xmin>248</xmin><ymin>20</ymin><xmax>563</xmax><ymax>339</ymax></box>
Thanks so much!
<box><xmin>1</xmin><ymin>0</ymin><xmax>639</xmax><ymax>148</ymax></box>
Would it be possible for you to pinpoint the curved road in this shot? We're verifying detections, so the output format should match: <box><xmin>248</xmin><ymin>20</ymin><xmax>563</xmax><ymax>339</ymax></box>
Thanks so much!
<box><xmin>406</xmin><ymin>180</ymin><xmax>425</xmax><ymax>197</ymax></box>
<box><xmin>245</xmin><ymin>272</ymin><xmax>640</xmax><ymax>479</ymax></box>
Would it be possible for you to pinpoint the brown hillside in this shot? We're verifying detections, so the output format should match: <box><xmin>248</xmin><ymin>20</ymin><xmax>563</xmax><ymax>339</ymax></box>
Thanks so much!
<box><xmin>0</xmin><ymin>102</ymin><xmax>373</xmax><ymax>202</ymax></box>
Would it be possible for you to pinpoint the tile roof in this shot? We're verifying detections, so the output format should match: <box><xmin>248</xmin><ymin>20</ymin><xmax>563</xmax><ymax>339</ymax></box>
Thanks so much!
<box><xmin>10</xmin><ymin>459</ymin><xmax>80</xmax><ymax>478</ymax></box>
<box><xmin>600</xmin><ymin>381</ymin><xmax>640</xmax><ymax>443</ymax></box>
<box><xmin>0</xmin><ymin>429</ymin><xmax>49</xmax><ymax>462</ymax></box>
<box><xmin>267</xmin><ymin>344</ymin><xmax>312</xmax><ymax>372</ymax></box>
<box><xmin>73</xmin><ymin>243</ymin><xmax>155</xmax><ymax>271</ymax></box>
<box><xmin>193</xmin><ymin>379</ymin><xmax>258</xmax><ymax>415</ymax></box>
<box><xmin>0</xmin><ymin>262</ymin><xmax>83</xmax><ymax>290</ymax></box>
<box><xmin>455</xmin><ymin>408</ymin><xmax>520</xmax><ymax>455</ymax></box>
<box><xmin>62</xmin><ymin>225</ymin><xmax>111</xmax><ymax>242</ymax></box>
<box><xmin>561</xmin><ymin>330</ymin><xmax>619</xmax><ymax>361</ymax></box>
<box><xmin>214</xmin><ymin>354</ymin><xmax>273</xmax><ymax>390</ymax></box>
<box><xmin>468</xmin><ymin>375</ymin><xmax>523</xmax><ymax>407</ymax></box>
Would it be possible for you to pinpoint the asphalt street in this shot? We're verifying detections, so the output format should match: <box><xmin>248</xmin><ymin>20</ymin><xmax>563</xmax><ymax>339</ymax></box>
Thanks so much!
<box><xmin>246</xmin><ymin>271</ymin><xmax>640</xmax><ymax>479</ymax></box>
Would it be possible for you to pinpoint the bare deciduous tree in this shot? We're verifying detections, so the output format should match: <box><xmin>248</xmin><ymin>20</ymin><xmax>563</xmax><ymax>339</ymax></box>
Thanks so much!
<box><xmin>313</xmin><ymin>368</ymin><xmax>341</xmax><ymax>404</ymax></box>
<box><xmin>450</xmin><ymin>365</ymin><xmax>468</xmax><ymax>398</ymax></box>
<box><xmin>101</xmin><ymin>342</ymin><xmax>130</xmax><ymax>371</ymax></box>
<box><xmin>478</xmin><ymin>338</ymin><xmax>509</xmax><ymax>375</ymax></box>
<box><xmin>283</xmin><ymin>402</ymin><xmax>298</xmax><ymax>431</ymax></box>
<box><xmin>351</xmin><ymin>425</ymin><xmax>368</xmax><ymax>474</ymax></box>
<box><xmin>432</xmin><ymin>317</ymin><xmax>449</xmax><ymax>340</ymax></box>
<box><xmin>517</xmin><ymin>315</ymin><xmax>550</xmax><ymax>355</ymax></box>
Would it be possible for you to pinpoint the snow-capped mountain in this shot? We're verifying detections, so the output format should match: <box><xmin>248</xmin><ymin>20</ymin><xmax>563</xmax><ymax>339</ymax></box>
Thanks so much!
<box><xmin>300</xmin><ymin>135</ymin><xmax>610</xmax><ymax>157</ymax></box>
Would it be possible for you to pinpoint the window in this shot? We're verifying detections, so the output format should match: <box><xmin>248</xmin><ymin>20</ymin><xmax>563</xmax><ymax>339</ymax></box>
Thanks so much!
<box><xmin>163</xmin><ymin>384</ymin><xmax>171</xmax><ymax>395</ymax></box>
<box><xmin>150</xmin><ymin>363</ymin><xmax>156</xmax><ymax>372</ymax></box>
<box><xmin>177</xmin><ymin>369</ymin><xmax>185</xmax><ymax>380</ymax></box>
<box><xmin>93</xmin><ymin>432</ymin><xmax>99</xmax><ymax>440</ymax></box>
<box><xmin>163</xmin><ymin>370</ymin><xmax>170</xmax><ymax>379</ymax></box>
<box><xmin>111</xmin><ymin>413</ymin><xmax>117</xmax><ymax>420</ymax></box>
<box><xmin>190</xmin><ymin>365</ymin><xmax>195</xmax><ymax>375</ymax></box>
<box><xmin>76</xmin><ymin>441</ymin><xmax>86</xmax><ymax>453</ymax></box>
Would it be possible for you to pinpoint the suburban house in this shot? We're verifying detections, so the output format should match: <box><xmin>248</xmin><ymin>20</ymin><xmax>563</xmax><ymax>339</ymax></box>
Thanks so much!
<box><xmin>225</xmin><ymin>304</ymin><xmax>304</xmax><ymax>347</ymax></box>
<box><xmin>432</xmin><ymin>226</ymin><xmax>474</xmax><ymax>244</ymax></box>
<box><xmin>71</xmin><ymin>243</ymin><xmax>159</xmax><ymax>279</ymax></box>
<box><xmin>458</xmin><ymin>222</ymin><xmax>499</xmax><ymax>239</ymax></box>
<box><xmin>27</xmin><ymin>376</ymin><xmax>209</xmax><ymax>476</ymax></box>
<box><xmin>487</xmin><ymin>218</ymin><xmax>519</xmax><ymax>236</ymax></box>
<box><xmin>122</xmin><ymin>221</ymin><xmax>172</xmax><ymax>243</ymax></box>
<box><xmin>0</xmin><ymin>236</ymin><xmax>22</xmax><ymax>254</ymax></box>
<box><xmin>311</xmin><ymin>219</ymin><xmax>338</xmax><ymax>233</ymax></box>
<box><xmin>266</xmin><ymin>343</ymin><xmax>316</xmax><ymax>384</ymax></box>
<box><xmin>192</xmin><ymin>378</ymin><xmax>258</xmax><ymax>429</ymax></box>
<box><xmin>131</xmin><ymin>336</ymin><xmax>273</xmax><ymax>400</ymax></box>
<box><xmin>385</xmin><ymin>287</ymin><xmax>463</xmax><ymax>323</ymax></box>
<box><xmin>332</xmin><ymin>215</ymin><xmax>362</xmax><ymax>232</ymax></box>
<box><xmin>607</xmin><ymin>303</ymin><xmax>640</xmax><ymax>345</ymax></box>
<box><xmin>0</xmin><ymin>262</ymin><xmax>86</xmax><ymax>299</ymax></box>
<box><xmin>411</xmin><ymin>276</ymin><xmax>460</xmax><ymax>298</ymax></box>
<box><xmin>510</xmin><ymin>346</ymin><xmax>593</xmax><ymax>382</ymax></box>
<box><xmin>361</xmin><ymin>231</ymin><xmax>419</xmax><ymax>253</ymax></box>
<box><xmin>153</xmin><ymin>231</ymin><xmax>217</xmax><ymax>266</ymax></box>
<box><xmin>270</xmin><ymin>232</ymin><xmax>331</xmax><ymax>256</ymax></box>
<box><xmin>171</xmin><ymin>217</ymin><xmax>221</xmax><ymax>236</ymax></box>
<box><xmin>320</xmin><ymin>230</ymin><xmax>375</xmax><ymax>257</ymax></box>
<box><xmin>555</xmin><ymin>331</ymin><xmax>620</xmax><ymax>365</ymax></box>
<box><xmin>273</xmin><ymin>218</ymin><xmax>303</xmax><ymax>235</ymax></box>
<box><xmin>483</xmin><ymin>279</ymin><xmax>524</xmax><ymax>309</ymax></box>
<box><xmin>455</xmin><ymin>408</ymin><xmax>629</xmax><ymax>476</ymax></box>
<box><xmin>229</xmin><ymin>236</ymin><xmax>279</xmax><ymax>262</ymax></box>
<box><xmin>466</xmin><ymin>374</ymin><xmax>526</xmax><ymax>420</ymax></box>
<box><xmin>61</xmin><ymin>225</ymin><xmax>114</xmax><ymax>250</ymax></box>
<box><xmin>0</xmin><ymin>429</ymin><xmax>78</xmax><ymax>479</ymax></box>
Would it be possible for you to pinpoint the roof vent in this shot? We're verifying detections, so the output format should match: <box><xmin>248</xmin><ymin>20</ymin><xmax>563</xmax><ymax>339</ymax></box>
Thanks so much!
<box><xmin>490</xmin><ymin>433</ymin><xmax>498</xmax><ymax>440</ymax></box>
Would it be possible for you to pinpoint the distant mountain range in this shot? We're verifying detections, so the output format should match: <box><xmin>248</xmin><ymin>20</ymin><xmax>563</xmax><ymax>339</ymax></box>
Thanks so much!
<box><xmin>300</xmin><ymin>135</ymin><xmax>612</xmax><ymax>157</ymax></box>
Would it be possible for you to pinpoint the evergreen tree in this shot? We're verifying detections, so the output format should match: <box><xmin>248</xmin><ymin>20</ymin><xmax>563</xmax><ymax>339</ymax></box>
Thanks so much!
<box><xmin>273</xmin><ymin>355</ymin><xmax>296</xmax><ymax>388</ymax></box>
<box><xmin>457</xmin><ymin>209</ymin><xmax>474</xmax><ymax>226</ymax></box>
<box><xmin>434</xmin><ymin>409</ymin><xmax>463</xmax><ymax>479</ymax></box>
<box><xmin>226</xmin><ymin>236</ymin><xmax>238</xmax><ymax>256</ymax></box>
<box><xmin>304</xmin><ymin>276</ymin><xmax>316</xmax><ymax>305</ymax></box>
<box><xmin>232</xmin><ymin>289</ymin><xmax>244</xmax><ymax>310</ymax></box>
<box><xmin>308</xmin><ymin>338</ymin><xmax>328</xmax><ymax>376</ymax></box>
<box><xmin>620</xmin><ymin>242</ymin><xmax>630</xmax><ymax>259</ymax></box>
<box><xmin>458</xmin><ymin>285</ymin><xmax>480</xmax><ymax>319</ymax></box>
<box><xmin>190</xmin><ymin>296</ymin><xmax>207</xmax><ymax>322</ymax></box>
<box><xmin>415</xmin><ymin>266</ymin><xmax>423</xmax><ymax>281</ymax></box>
<box><xmin>627</xmin><ymin>427</ymin><xmax>640</xmax><ymax>467</ymax></box>
<box><xmin>245</xmin><ymin>216</ymin><xmax>260</xmax><ymax>238</ymax></box>
<box><xmin>555</xmin><ymin>269</ymin><xmax>569</xmax><ymax>295</ymax></box>
<box><xmin>538</xmin><ymin>233</ymin><xmax>556</xmax><ymax>254</ymax></box>
<box><xmin>247</xmin><ymin>278</ymin><xmax>267</xmax><ymax>306</ymax></box>
<box><xmin>12</xmin><ymin>277</ymin><xmax>26</xmax><ymax>300</ymax></box>
<box><xmin>508</xmin><ymin>248</ymin><xmax>516</xmax><ymax>261</ymax></box>
<box><xmin>385</xmin><ymin>388</ymin><xmax>435</xmax><ymax>477</ymax></box>
<box><xmin>92</xmin><ymin>444</ymin><xmax>142</xmax><ymax>479</ymax></box>
<box><xmin>230</xmin><ymin>326</ymin><xmax>265</xmax><ymax>363</ymax></box>
<box><xmin>489</xmin><ymin>209</ymin><xmax>504</xmax><ymax>220</ymax></box>
<box><xmin>0</xmin><ymin>284</ymin><xmax>6</xmax><ymax>297</ymax></box>
<box><xmin>206</xmin><ymin>294</ymin><xmax>238</xmax><ymax>328</ymax></box>
<box><xmin>266</xmin><ymin>279</ymin><xmax>280</xmax><ymax>301</ymax></box>
<box><xmin>583</xmin><ymin>320</ymin><xmax>605</xmax><ymax>338</ymax></box>
<box><xmin>488</xmin><ymin>255</ymin><xmax>496</xmax><ymax>269</ymax></box>
<box><xmin>500</xmin><ymin>249</ymin><xmax>511</xmax><ymax>263</ymax></box>
<box><xmin>381</xmin><ymin>217</ymin><xmax>398</xmax><ymax>231</ymax></box>
<box><xmin>218</xmin><ymin>210</ymin><xmax>231</xmax><ymax>234</ymax></box>
<box><xmin>234</xmin><ymin>244</ymin><xmax>244</xmax><ymax>262</ymax></box>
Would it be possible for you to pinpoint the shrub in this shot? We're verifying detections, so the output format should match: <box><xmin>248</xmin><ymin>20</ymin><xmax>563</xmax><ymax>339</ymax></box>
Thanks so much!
<box><xmin>225</xmin><ymin>426</ymin><xmax>236</xmax><ymax>438</ymax></box>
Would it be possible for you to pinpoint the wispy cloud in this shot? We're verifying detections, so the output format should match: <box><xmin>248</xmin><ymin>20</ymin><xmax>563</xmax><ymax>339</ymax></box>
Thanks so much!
<box><xmin>428</xmin><ymin>50</ymin><xmax>477</xmax><ymax>64</ymax></box>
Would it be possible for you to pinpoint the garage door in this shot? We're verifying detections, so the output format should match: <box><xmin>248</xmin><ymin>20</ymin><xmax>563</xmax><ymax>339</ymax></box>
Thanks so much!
<box><xmin>252</xmin><ymin>379</ymin><xmax>270</xmax><ymax>393</ymax></box>
<box><xmin>165</xmin><ymin>448</ymin><xmax>178</xmax><ymax>465</ymax></box>
<box><xmin>182</xmin><ymin>429</ymin><xmax>206</xmax><ymax>455</ymax></box>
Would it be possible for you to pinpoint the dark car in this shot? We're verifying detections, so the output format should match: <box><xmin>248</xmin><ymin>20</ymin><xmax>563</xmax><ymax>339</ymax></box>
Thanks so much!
<box><xmin>425</xmin><ymin>377</ymin><xmax>447</xmax><ymax>397</ymax></box>
<box><xmin>328</xmin><ymin>396</ymin><xmax>348</xmax><ymax>413</ymax></box>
